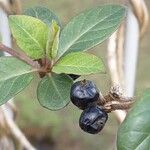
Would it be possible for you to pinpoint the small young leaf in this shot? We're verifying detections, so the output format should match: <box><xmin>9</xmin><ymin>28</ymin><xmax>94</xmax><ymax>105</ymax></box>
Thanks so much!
<box><xmin>37</xmin><ymin>74</ymin><xmax>73</xmax><ymax>110</ymax></box>
<box><xmin>9</xmin><ymin>15</ymin><xmax>49</xmax><ymax>59</ymax></box>
<box><xmin>24</xmin><ymin>6</ymin><xmax>61</xmax><ymax>26</ymax></box>
<box><xmin>57</xmin><ymin>5</ymin><xmax>126</xmax><ymax>58</ymax></box>
<box><xmin>117</xmin><ymin>90</ymin><xmax>150</xmax><ymax>150</ymax></box>
<box><xmin>0</xmin><ymin>57</ymin><xmax>36</xmax><ymax>105</ymax></box>
<box><xmin>46</xmin><ymin>20</ymin><xmax>60</xmax><ymax>59</ymax></box>
<box><xmin>52</xmin><ymin>52</ymin><xmax>105</xmax><ymax>75</ymax></box>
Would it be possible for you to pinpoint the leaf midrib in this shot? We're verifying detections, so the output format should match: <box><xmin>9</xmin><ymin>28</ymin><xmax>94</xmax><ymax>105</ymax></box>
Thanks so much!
<box><xmin>49</xmin><ymin>76</ymin><xmax>62</xmax><ymax>100</ymax></box>
<box><xmin>54</xmin><ymin>64</ymin><xmax>99</xmax><ymax>69</ymax></box>
<box><xmin>32</xmin><ymin>8</ymin><xmax>39</xmax><ymax>18</ymax></box>
<box><xmin>0</xmin><ymin>69</ymin><xmax>36</xmax><ymax>82</ymax></box>
<box><xmin>134</xmin><ymin>135</ymin><xmax>150</xmax><ymax>150</ymax></box>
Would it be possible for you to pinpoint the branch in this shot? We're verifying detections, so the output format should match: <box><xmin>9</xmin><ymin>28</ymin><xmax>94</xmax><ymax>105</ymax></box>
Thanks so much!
<box><xmin>107</xmin><ymin>32</ymin><xmax>127</xmax><ymax>123</ymax></box>
<box><xmin>0</xmin><ymin>43</ymin><xmax>39</xmax><ymax>69</ymax></box>
<box><xmin>103</xmin><ymin>101</ymin><xmax>134</xmax><ymax>113</ymax></box>
<box><xmin>1</xmin><ymin>105</ymin><xmax>36</xmax><ymax>150</ymax></box>
<box><xmin>130</xmin><ymin>0</ymin><xmax>149</xmax><ymax>37</ymax></box>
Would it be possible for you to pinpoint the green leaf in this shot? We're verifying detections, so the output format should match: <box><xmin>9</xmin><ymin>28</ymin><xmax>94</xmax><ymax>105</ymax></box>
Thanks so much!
<box><xmin>0</xmin><ymin>57</ymin><xmax>35</xmax><ymax>105</ymax></box>
<box><xmin>37</xmin><ymin>74</ymin><xmax>73</xmax><ymax>110</ymax></box>
<box><xmin>46</xmin><ymin>20</ymin><xmax>60</xmax><ymax>59</ymax></box>
<box><xmin>9</xmin><ymin>15</ymin><xmax>49</xmax><ymax>59</ymax></box>
<box><xmin>57</xmin><ymin>5</ymin><xmax>126</xmax><ymax>59</ymax></box>
<box><xmin>24</xmin><ymin>6</ymin><xmax>61</xmax><ymax>26</ymax></box>
<box><xmin>117</xmin><ymin>90</ymin><xmax>150</xmax><ymax>150</ymax></box>
<box><xmin>0</xmin><ymin>51</ymin><xmax>4</xmax><ymax>57</ymax></box>
<box><xmin>0</xmin><ymin>36</ymin><xmax>3</xmax><ymax>56</ymax></box>
<box><xmin>52</xmin><ymin>52</ymin><xmax>105</xmax><ymax>75</ymax></box>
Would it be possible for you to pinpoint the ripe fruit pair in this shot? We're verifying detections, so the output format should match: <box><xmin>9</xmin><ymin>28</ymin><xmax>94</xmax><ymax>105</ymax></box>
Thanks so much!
<box><xmin>70</xmin><ymin>80</ymin><xmax>108</xmax><ymax>134</ymax></box>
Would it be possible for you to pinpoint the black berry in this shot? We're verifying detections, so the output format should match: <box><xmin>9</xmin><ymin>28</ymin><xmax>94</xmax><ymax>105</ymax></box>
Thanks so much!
<box><xmin>68</xmin><ymin>74</ymin><xmax>80</xmax><ymax>80</ymax></box>
<box><xmin>70</xmin><ymin>80</ymin><xmax>99</xmax><ymax>109</ymax></box>
<box><xmin>79</xmin><ymin>106</ymin><xmax>108</xmax><ymax>134</ymax></box>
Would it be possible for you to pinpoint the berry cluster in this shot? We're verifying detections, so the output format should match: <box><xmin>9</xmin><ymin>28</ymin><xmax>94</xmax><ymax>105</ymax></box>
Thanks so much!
<box><xmin>70</xmin><ymin>79</ymin><xmax>108</xmax><ymax>134</ymax></box>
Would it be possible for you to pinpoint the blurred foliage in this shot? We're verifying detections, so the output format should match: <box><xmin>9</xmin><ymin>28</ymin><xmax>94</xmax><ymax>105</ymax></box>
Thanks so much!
<box><xmin>14</xmin><ymin>0</ymin><xmax>150</xmax><ymax>149</ymax></box>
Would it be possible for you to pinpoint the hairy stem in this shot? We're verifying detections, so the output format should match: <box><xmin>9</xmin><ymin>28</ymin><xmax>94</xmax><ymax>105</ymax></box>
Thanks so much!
<box><xmin>0</xmin><ymin>43</ymin><xmax>39</xmax><ymax>68</ymax></box>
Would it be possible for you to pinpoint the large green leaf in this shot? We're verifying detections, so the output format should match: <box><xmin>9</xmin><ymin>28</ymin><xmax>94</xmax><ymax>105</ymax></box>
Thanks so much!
<box><xmin>9</xmin><ymin>15</ymin><xmax>49</xmax><ymax>59</ymax></box>
<box><xmin>24</xmin><ymin>6</ymin><xmax>61</xmax><ymax>26</ymax></box>
<box><xmin>52</xmin><ymin>52</ymin><xmax>105</xmax><ymax>75</ymax></box>
<box><xmin>0</xmin><ymin>57</ymin><xmax>35</xmax><ymax>105</ymax></box>
<box><xmin>37</xmin><ymin>74</ymin><xmax>73</xmax><ymax>110</ymax></box>
<box><xmin>57</xmin><ymin>5</ymin><xmax>126</xmax><ymax>59</ymax></box>
<box><xmin>117</xmin><ymin>90</ymin><xmax>150</xmax><ymax>150</ymax></box>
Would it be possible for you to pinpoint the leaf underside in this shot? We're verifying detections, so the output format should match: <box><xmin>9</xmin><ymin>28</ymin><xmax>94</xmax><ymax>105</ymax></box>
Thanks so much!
<box><xmin>117</xmin><ymin>90</ymin><xmax>150</xmax><ymax>150</ymax></box>
<box><xmin>0</xmin><ymin>57</ymin><xmax>35</xmax><ymax>105</ymax></box>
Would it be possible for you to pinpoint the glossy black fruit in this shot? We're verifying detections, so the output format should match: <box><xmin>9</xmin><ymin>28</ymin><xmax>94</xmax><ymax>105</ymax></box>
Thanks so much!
<box><xmin>68</xmin><ymin>74</ymin><xmax>80</xmax><ymax>80</ymax></box>
<box><xmin>70</xmin><ymin>80</ymin><xmax>99</xmax><ymax>109</ymax></box>
<box><xmin>79</xmin><ymin>105</ymin><xmax>108</xmax><ymax>134</ymax></box>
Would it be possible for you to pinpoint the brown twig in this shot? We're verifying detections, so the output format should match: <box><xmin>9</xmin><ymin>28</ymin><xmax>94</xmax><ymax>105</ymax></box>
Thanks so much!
<box><xmin>103</xmin><ymin>100</ymin><xmax>134</xmax><ymax>113</ymax></box>
<box><xmin>97</xmin><ymin>88</ymin><xmax>134</xmax><ymax>113</ymax></box>
<box><xmin>0</xmin><ymin>43</ymin><xmax>39</xmax><ymax>69</ymax></box>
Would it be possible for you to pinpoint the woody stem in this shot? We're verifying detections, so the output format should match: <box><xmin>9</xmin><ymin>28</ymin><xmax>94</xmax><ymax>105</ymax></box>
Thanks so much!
<box><xmin>0</xmin><ymin>43</ymin><xmax>39</xmax><ymax>68</ymax></box>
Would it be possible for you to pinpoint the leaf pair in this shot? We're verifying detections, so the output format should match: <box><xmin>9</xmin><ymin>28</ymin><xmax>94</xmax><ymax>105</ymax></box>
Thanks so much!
<box><xmin>53</xmin><ymin>5</ymin><xmax>126</xmax><ymax>75</ymax></box>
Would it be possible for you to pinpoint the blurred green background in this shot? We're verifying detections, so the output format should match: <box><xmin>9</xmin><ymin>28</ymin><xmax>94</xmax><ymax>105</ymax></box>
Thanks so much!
<box><xmin>13</xmin><ymin>0</ymin><xmax>150</xmax><ymax>150</ymax></box>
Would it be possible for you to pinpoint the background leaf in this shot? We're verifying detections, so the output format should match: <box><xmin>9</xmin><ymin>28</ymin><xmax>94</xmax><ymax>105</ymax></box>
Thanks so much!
<box><xmin>0</xmin><ymin>35</ymin><xmax>3</xmax><ymax>56</ymax></box>
<box><xmin>52</xmin><ymin>52</ymin><xmax>105</xmax><ymax>75</ymax></box>
<box><xmin>117</xmin><ymin>90</ymin><xmax>150</xmax><ymax>150</ymax></box>
<box><xmin>46</xmin><ymin>20</ymin><xmax>60</xmax><ymax>59</ymax></box>
<box><xmin>9</xmin><ymin>15</ymin><xmax>49</xmax><ymax>59</ymax></box>
<box><xmin>24</xmin><ymin>6</ymin><xmax>61</xmax><ymax>26</ymax></box>
<box><xmin>0</xmin><ymin>57</ymin><xmax>35</xmax><ymax>105</ymax></box>
<box><xmin>37</xmin><ymin>74</ymin><xmax>73</xmax><ymax>110</ymax></box>
<box><xmin>57</xmin><ymin>5</ymin><xmax>126</xmax><ymax>59</ymax></box>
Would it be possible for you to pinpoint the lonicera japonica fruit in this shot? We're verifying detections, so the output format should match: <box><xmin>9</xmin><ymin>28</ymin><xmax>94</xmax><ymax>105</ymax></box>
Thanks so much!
<box><xmin>70</xmin><ymin>80</ymin><xmax>99</xmax><ymax>110</ymax></box>
<box><xmin>79</xmin><ymin>105</ymin><xmax>108</xmax><ymax>134</ymax></box>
